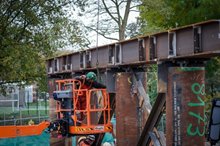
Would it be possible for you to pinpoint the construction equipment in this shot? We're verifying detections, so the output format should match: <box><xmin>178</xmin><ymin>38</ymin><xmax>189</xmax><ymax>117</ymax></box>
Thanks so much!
<box><xmin>0</xmin><ymin>121</ymin><xmax>50</xmax><ymax>139</ymax></box>
<box><xmin>0</xmin><ymin>78</ymin><xmax>112</xmax><ymax>138</ymax></box>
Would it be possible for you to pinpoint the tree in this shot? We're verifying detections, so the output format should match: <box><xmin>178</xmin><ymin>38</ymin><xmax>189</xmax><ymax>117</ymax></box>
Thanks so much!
<box><xmin>147</xmin><ymin>65</ymin><xmax>158</xmax><ymax>105</ymax></box>
<box><xmin>140</xmin><ymin>0</ymin><xmax>220</xmax><ymax>31</ymax></box>
<box><xmin>139</xmin><ymin>0</ymin><xmax>171</xmax><ymax>32</ymax></box>
<box><xmin>205</xmin><ymin>57</ymin><xmax>220</xmax><ymax>113</ymax></box>
<box><xmin>0</xmin><ymin>0</ymin><xmax>89</xmax><ymax>91</ymax></box>
<box><xmin>80</xmin><ymin>0</ymin><xmax>140</xmax><ymax>41</ymax></box>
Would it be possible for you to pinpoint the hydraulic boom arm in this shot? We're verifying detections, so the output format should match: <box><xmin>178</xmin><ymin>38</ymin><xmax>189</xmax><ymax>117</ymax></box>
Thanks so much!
<box><xmin>0</xmin><ymin>121</ymin><xmax>50</xmax><ymax>139</ymax></box>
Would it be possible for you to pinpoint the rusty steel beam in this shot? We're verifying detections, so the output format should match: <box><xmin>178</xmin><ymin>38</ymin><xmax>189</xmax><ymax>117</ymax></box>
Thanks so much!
<box><xmin>167</xmin><ymin>67</ymin><xmax>205</xmax><ymax>146</ymax></box>
<box><xmin>46</xmin><ymin>20</ymin><xmax>220</xmax><ymax>77</ymax></box>
<box><xmin>116</xmin><ymin>73</ymin><xmax>138</xmax><ymax>146</ymax></box>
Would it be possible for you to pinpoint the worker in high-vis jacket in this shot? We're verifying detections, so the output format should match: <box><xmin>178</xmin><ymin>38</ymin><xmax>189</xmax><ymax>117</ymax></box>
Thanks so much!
<box><xmin>75</xmin><ymin>72</ymin><xmax>106</xmax><ymax>123</ymax></box>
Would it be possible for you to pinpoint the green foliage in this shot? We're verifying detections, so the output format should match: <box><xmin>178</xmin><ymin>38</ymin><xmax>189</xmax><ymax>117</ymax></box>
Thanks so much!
<box><xmin>147</xmin><ymin>65</ymin><xmax>158</xmax><ymax>105</ymax></box>
<box><xmin>140</xmin><ymin>0</ymin><xmax>220</xmax><ymax>31</ymax></box>
<box><xmin>0</xmin><ymin>0</ymin><xmax>89</xmax><ymax>92</ymax></box>
<box><xmin>140</xmin><ymin>0</ymin><xmax>172</xmax><ymax>31</ymax></box>
<box><xmin>204</xmin><ymin>57</ymin><xmax>220</xmax><ymax>119</ymax></box>
<box><xmin>205</xmin><ymin>57</ymin><xmax>220</xmax><ymax>97</ymax></box>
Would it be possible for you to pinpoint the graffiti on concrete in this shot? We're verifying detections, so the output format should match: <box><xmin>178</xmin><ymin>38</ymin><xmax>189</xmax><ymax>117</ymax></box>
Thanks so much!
<box><xmin>187</xmin><ymin>83</ymin><xmax>205</xmax><ymax>136</ymax></box>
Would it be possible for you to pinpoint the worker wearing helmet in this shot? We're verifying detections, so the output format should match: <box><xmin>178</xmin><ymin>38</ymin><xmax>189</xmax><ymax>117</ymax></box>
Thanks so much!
<box><xmin>76</xmin><ymin>72</ymin><xmax>106</xmax><ymax>89</ymax></box>
<box><xmin>75</xmin><ymin>72</ymin><xmax>106</xmax><ymax>123</ymax></box>
<box><xmin>86</xmin><ymin>72</ymin><xmax>97</xmax><ymax>81</ymax></box>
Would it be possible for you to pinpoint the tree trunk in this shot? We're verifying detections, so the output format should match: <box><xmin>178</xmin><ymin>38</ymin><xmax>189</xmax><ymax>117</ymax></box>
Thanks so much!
<box><xmin>118</xmin><ymin>0</ymin><xmax>131</xmax><ymax>41</ymax></box>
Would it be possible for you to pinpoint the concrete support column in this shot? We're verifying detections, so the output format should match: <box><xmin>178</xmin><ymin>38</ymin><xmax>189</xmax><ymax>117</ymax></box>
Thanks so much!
<box><xmin>116</xmin><ymin>72</ymin><xmax>138</xmax><ymax>146</ymax></box>
<box><xmin>167</xmin><ymin>67</ymin><xmax>205</xmax><ymax>146</ymax></box>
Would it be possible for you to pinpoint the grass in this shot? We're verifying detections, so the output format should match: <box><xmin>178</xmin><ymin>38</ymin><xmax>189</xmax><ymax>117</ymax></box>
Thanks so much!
<box><xmin>0</xmin><ymin>109</ymin><xmax>49</xmax><ymax>119</ymax></box>
<box><xmin>0</xmin><ymin>101</ymin><xmax>49</xmax><ymax>125</ymax></box>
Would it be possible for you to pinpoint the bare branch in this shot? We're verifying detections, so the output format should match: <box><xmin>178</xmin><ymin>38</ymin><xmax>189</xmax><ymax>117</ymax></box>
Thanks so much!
<box><xmin>110</xmin><ymin>0</ymin><xmax>117</xmax><ymax>5</ymax></box>
<box><xmin>99</xmin><ymin>11</ymin><xmax>118</xmax><ymax>18</ymax></box>
<box><xmin>117</xmin><ymin>0</ymin><xmax>132</xmax><ymax>40</ymax></box>
<box><xmin>118</xmin><ymin>0</ymin><xmax>127</xmax><ymax>6</ymax></box>
<box><xmin>130</xmin><ymin>10</ymin><xmax>139</xmax><ymax>12</ymax></box>
<box><xmin>115</xmin><ymin>0</ymin><xmax>121</xmax><ymax>26</ymax></box>
<box><xmin>85</xmin><ymin>25</ymin><xmax>118</xmax><ymax>41</ymax></box>
<box><xmin>99</xmin><ymin>34</ymin><xmax>119</xmax><ymax>41</ymax></box>
<box><xmin>101</xmin><ymin>0</ymin><xmax>119</xmax><ymax>24</ymax></box>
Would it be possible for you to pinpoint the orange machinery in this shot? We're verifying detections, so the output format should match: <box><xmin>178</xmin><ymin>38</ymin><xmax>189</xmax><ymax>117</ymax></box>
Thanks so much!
<box><xmin>0</xmin><ymin>79</ymin><xmax>112</xmax><ymax>138</ymax></box>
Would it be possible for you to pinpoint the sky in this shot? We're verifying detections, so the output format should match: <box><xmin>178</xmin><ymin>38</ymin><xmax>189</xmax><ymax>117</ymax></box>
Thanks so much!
<box><xmin>67</xmin><ymin>1</ymin><xmax>140</xmax><ymax>50</ymax></box>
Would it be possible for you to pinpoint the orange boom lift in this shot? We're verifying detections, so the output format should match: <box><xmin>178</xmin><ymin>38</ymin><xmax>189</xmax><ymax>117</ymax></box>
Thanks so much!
<box><xmin>0</xmin><ymin>79</ymin><xmax>112</xmax><ymax>138</ymax></box>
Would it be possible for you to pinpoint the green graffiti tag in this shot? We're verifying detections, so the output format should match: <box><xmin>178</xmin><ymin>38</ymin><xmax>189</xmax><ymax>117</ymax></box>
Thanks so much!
<box><xmin>187</xmin><ymin>95</ymin><xmax>204</xmax><ymax>107</ymax></box>
<box><xmin>187</xmin><ymin>123</ymin><xmax>205</xmax><ymax>136</ymax></box>
<box><xmin>188</xmin><ymin>112</ymin><xmax>205</xmax><ymax>124</ymax></box>
<box><xmin>187</xmin><ymin>82</ymin><xmax>205</xmax><ymax>136</ymax></box>
<box><xmin>191</xmin><ymin>83</ymin><xmax>205</xmax><ymax>95</ymax></box>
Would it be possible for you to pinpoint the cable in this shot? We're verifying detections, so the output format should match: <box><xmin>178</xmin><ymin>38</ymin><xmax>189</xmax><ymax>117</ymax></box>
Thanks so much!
<box><xmin>96</xmin><ymin>0</ymin><xmax>100</xmax><ymax>82</ymax></box>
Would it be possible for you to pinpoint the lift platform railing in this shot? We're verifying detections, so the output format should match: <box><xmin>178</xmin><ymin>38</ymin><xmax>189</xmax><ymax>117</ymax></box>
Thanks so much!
<box><xmin>93</xmin><ymin>93</ymin><xmax>116</xmax><ymax>146</ymax></box>
<box><xmin>55</xmin><ymin>79</ymin><xmax>113</xmax><ymax>135</ymax></box>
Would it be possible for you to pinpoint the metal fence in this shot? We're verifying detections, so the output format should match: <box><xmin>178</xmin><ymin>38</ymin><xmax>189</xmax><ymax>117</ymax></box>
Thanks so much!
<box><xmin>0</xmin><ymin>115</ymin><xmax>49</xmax><ymax>126</ymax></box>
<box><xmin>0</xmin><ymin>98</ymin><xmax>50</xmax><ymax>126</ymax></box>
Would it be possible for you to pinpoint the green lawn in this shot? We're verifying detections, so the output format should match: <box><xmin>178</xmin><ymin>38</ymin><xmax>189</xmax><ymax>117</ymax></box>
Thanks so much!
<box><xmin>0</xmin><ymin>101</ymin><xmax>49</xmax><ymax>125</ymax></box>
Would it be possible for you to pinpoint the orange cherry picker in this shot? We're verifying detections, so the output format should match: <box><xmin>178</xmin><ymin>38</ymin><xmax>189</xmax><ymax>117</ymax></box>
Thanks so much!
<box><xmin>0</xmin><ymin>77</ymin><xmax>112</xmax><ymax>139</ymax></box>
